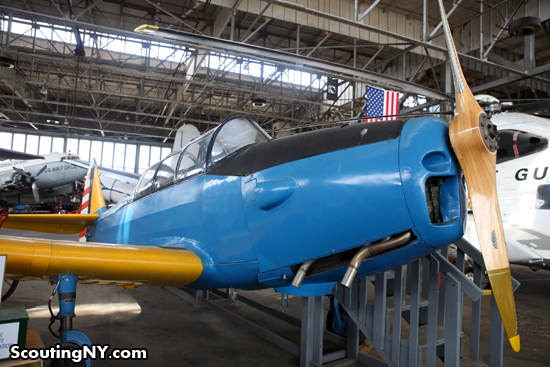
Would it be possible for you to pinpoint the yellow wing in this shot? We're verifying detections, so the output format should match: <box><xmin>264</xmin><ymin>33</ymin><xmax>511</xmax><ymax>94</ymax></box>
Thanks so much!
<box><xmin>1</xmin><ymin>235</ymin><xmax>203</xmax><ymax>288</ymax></box>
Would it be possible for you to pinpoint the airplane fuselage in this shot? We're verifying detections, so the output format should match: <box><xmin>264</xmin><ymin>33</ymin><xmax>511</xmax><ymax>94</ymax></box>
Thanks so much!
<box><xmin>0</xmin><ymin>153</ymin><xmax>86</xmax><ymax>204</ymax></box>
<box><xmin>462</xmin><ymin>113</ymin><xmax>550</xmax><ymax>270</ymax></box>
<box><xmin>88</xmin><ymin>117</ymin><xmax>466</xmax><ymax>296</ymax></box>
<box><xmin>493</xmin><ymin>113</ymin><xmax>550</xmax><ymax>267</ymax></box>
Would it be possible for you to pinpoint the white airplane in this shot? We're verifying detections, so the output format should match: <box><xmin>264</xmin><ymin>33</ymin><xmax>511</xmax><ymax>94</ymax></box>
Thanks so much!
<box><xmin>68</xmin><ymin>124</ymin><xmax>200</xmax><ymax>204</ymax></box>
<box><xmin>0</xmin><ymin>152</ymin><xmax>84</xmax><ymax>208</ymax></box>
<box><xmin>0</xmin><ymin>125</ymin><xmax>200</xmax><ymax>209</ymax></box>
<box><xmin>463</xmin><ymin>96</ymin><xmax>550</xmax><ymax>271</ymax></box>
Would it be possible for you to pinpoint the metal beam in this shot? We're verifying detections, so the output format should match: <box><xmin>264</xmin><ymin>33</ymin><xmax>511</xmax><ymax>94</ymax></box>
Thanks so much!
<box><xmin>482</xmin><ymin>0</ymin><xmax>524</xmax><ymax>59</ymax></box>
<box><xmin>240</xmin><ymin>3</ymin><xmax>271</xmax><ymax>42</ymax></box>
<box><xmin>0</xmin><ymin>46</ymin><xmax>329</xmax><ymax>108</ymax></box>
<box><xmin>306</xmin><ymin>32</ymin><xmax>333</xmax><ymax>58</ymax></box>
<box><xmin>143</xmin><ymin>0</ymin><xmax>205</xmax><ymax>35</ymax></box>
<box><xmin>471</xmin><ymin>63</ymin><xmax>550</xmax><ymax>94</ymax></box>
<box><xmin>357</xmin><ymin>0</ymin><xmax>382</xmax><ymax>23</ymax></box>
<box><xmin>427</xmin><ymin>0</ymin><xmax>463</xmax><ymax>40</ymax></box>
<box><xmin>242</xmin><ymin>18</ymin><xmax>272</xmax><ymax>44</ymax></box>
<box><xmin>74</xmin><ymin>0</ymin><xmax>103</xmax><ymax>20</ymax></box>
<box><xmin>422</xmin><ymin>0</ymin><xmax>428</xmax><ymax>42</ymax></box>
<box><xmin>0</xmin><ymin>124</ymin><xmax>171</xmax><ymax>146</ymax></box>
<box><xmin>143</xmin><ymin>27</ymin><xmax>452</xmax><ymax>101</ymax></box>
<box><xmin>257</xmin><ymin>0</ymin><xmax>547</xmax><ymax>84</ymax></box>
<box><xmin>3</xmin><ymin>5</ymin><xmax>547</xmax><ymax>89</ymax></box>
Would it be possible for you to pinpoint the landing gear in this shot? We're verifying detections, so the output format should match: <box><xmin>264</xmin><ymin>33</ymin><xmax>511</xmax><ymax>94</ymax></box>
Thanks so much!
<box><xmin>2</xmin><ymin>279</ymin><xmax>19</xmax><ymax>301</ymax></box>
<box><xmin>326</xmin><ymin>295</ymin><xmax>349</xmax><ymax>336</ymax></box>
<box><xmin>49</xmin><ymin>275</ymin><xmax>92</xmax><ymax>367</ymax></box>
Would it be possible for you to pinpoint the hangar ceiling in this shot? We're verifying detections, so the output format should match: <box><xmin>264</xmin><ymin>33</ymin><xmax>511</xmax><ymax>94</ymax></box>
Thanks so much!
<box><xmin>0</xmin><ymin>0</ymin><xmax>548</xmax><ymax>146</ymax></box>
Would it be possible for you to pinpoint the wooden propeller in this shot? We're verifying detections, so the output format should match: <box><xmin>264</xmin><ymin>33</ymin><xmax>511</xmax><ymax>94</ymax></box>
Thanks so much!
<box><xmin>437</xmin><ymin>0</ymin><xmax>519</xmax><ymax>352</ymax></box>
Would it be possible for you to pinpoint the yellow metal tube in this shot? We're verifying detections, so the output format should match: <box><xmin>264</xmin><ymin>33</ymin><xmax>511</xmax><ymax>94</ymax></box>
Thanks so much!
<box><xmin>1</xmin><ymin>236</ymin><xmax>203</xmax><ymax>287</ymax></box>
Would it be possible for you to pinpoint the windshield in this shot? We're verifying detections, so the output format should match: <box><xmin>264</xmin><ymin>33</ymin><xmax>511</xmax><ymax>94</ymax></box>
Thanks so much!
<box><xmin>210</xmin><ymin>117</ymin><xmax>271</xmax><ymax>164</ymax></box>
<box><xmin>131</xmin><ymin>117</ymin><xmax>269</xmax><ymax>201</ymax></box>
<box><xmin>177</xmin><ymin>130</ymin><xmax>214</xmax><ymax>179</ymax></box>
<box><xmin>134</xmin><ymin>162</ymin><xmax>160</xmax><ymax>199</ymax></box>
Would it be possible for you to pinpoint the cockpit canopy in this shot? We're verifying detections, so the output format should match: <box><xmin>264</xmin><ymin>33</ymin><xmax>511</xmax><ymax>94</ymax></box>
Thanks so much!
<box><xmin>133</xmin><ymin>116</ymin><xmax>271</xmax><ymax>200</ymax></box>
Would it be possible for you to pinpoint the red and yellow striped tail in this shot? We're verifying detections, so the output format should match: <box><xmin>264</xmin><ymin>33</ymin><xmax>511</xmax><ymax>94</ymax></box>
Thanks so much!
<box><xmin>79</xmin><ymin>160</ymin><xmax>106</xmax><ymax>241</ymax></box>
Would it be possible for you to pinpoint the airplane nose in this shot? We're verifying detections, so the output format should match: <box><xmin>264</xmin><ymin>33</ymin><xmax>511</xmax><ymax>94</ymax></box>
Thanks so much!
<box><xmin>399</xmin><ymin>117</ymin><xmax>467</xmax><ymax>249</ymax></box>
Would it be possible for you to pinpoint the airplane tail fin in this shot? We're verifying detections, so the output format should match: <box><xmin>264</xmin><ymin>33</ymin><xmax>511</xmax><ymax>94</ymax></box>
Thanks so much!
<box><xmin>173</xmin><ymin>125</ymin><xmax>200</xmax><ymax>151</ymax></box>
<box><xmin>81</xmin><ymin>159</ymin><xmax>106</xmax><ymax>215</ymax></box>
<box><xmin>80</xmin><ymin>160</ymin><xmax>106</xmax><ymax>241</ymax></box>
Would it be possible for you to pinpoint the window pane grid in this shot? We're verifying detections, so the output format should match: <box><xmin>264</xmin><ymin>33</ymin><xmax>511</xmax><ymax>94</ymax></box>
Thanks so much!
<box><xmin>0</xmin><ymin>130</ymin><xmax>171</xmax><ymax>174</ymax></box>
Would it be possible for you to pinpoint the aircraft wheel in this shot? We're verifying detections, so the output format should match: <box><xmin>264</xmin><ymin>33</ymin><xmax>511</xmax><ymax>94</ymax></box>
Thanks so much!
<box><xmin>49</xmin><ymin>343</ymin><xmax>87</xmax><ymax>367</ymax></box>
<box><xmin>2</xmin><ymin>279</ymin><xmax>18</xmax><ymax>301</ymax></box>
<box><xmin>326</xmin><ymin>308</ymin><xmax>349</xmax><ymax>337</ymax></box>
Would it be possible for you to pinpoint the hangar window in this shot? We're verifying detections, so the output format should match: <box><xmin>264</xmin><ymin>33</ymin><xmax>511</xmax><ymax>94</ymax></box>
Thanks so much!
<box><xmin>134</xmin><ymin>162</ymin><xmax>160</xmax><ymax>200</ymax></box>
<box><xmin>210</xmin><ymin>117</ymin><xmax>271</xmax><ymax>164</ymax></box>
<box><xmin>25</xmin><ymin>135</ymin><xmax>39</xmax><ymax>155</ymax></box>
<box><xmin>536</xmin><ymin>185</ymin><xmax>550</xmax><ymax>210</ymax></box>
<box><xmin>39</xmin><ymin>136</ymin><xmax>52</xmax><ymax>155</ymax></box>
<box><xmin>153</xmin><ymin>152</ymin><xmax>182</xmax><ymax>189</ymax></box>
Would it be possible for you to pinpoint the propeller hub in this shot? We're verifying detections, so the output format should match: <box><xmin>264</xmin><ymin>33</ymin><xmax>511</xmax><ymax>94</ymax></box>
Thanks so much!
<box><xmin>480</xmin><ymin>113</ymin><xmax>499</xmax><ymax>152</ymax></box>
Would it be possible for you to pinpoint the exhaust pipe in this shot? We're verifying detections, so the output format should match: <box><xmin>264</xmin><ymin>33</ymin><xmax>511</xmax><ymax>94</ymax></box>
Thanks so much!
<box><xmin>341</xmin><ymin>231</ymin><xmax>412</xmax><ymax>288</ymax></box>
<box><xmin>291</xmin><ymin>260</ymin><xmax>316</xmax><ymax>288</ymax></box>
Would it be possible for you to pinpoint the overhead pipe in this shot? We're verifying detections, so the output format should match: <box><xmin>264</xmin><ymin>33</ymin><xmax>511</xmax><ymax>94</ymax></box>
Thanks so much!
<box><xmin>341</xmin><ymin>231</ymin><xmax>412</xmax><ymax>288</ymax></box>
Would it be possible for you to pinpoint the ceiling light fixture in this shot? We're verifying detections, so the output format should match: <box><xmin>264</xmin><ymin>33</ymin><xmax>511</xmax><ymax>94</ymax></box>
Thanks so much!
<box><xmin>252</xmin><ymin>98</ymin><xmax>267</xmax><ymax>108</ymax></box>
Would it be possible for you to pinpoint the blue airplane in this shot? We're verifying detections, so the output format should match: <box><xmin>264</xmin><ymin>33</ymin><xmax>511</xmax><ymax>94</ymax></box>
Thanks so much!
<box><xmin>0</xmin><ymin>1</ymin><xmax>520</xmax><ymax>358</ymax></box>
<box><xmin>3</xmin><ymin>115</ymin><xmax>464</xmax><ymax>296</ymax></box>
<box><xmin>0</xmin><ymin>114</ymin><xmax>466</xmax><ymax>364</ymax></box>
<box><xmin>89</xmin><ymin>115</ymin><xmax>465</xmax><ymax>296</ymax></box>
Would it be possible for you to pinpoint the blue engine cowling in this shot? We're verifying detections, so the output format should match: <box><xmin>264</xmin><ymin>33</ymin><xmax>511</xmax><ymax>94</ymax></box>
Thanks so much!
<box><xmin>240</xmin><ymin>117</ymin><xmax>466</xmax><ymax>294</ymax></box>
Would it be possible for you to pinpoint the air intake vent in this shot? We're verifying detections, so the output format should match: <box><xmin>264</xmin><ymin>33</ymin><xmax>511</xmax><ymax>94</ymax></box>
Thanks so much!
<box><xmin>426</xmin><ymin>178</ymin><xmax>445</xmax><ymax>224</ymax></box>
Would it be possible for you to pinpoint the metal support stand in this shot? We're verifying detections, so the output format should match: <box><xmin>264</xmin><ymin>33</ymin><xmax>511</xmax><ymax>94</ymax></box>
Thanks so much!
<box><xmin>51</xmin><ymin>275</ymin><xmax>92</xmax><ymax>367</ymax></box>
<box><xmin>301</xmin><ymin>297</ymin><xmax>324</xmax><ymax>367</ymax></box>
<box><xmin>328</xmin><ymin>239</ymin><xmax>518</xmax><ymax>367</ymax></box>
<box><xmin>166</xmin><ymin>239</ymin><xmax>518</xmax><ymax>367</ymax></box>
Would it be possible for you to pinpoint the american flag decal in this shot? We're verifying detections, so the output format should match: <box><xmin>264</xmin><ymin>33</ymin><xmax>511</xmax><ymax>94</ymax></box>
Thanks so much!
<box><xmin>365</xmin><ymin>85</ymin><xmax>400</xmax><ymax>122</ymax></box>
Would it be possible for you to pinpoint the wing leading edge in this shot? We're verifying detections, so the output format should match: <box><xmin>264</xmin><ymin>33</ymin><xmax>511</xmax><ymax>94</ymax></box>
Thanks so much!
<box><xmin>1</xmin><ymin>235</ymin><xmax>203</xmax><ymax>288</ymax></box>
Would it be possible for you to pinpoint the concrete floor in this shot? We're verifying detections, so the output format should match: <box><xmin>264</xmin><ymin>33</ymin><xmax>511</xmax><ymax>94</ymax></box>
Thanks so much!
<box><xmin>2</xmin><ymin>229</ymin><xmax>550</xmax><ymax>366</ymax></box>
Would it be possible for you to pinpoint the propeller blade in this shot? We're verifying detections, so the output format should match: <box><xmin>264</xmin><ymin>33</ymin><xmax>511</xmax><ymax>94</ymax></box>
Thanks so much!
<box><xmin>31</xmin><ymin>181</ymin><xmax>40</xmax><ymax>203</ymax></box>
<box><xmin>36</xmin><ymin>165</ymin><xmax>47</xmax><ymax>177</ymax></box>
<box><xmin>437</xmin><ymin>0</ymin><xmax>519</xmax><ymax>352</ymax></box>
<box><xmin>12</xmin><ymin>167</ymin><xmax>31</xmax><ymax>178</ymax></box>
